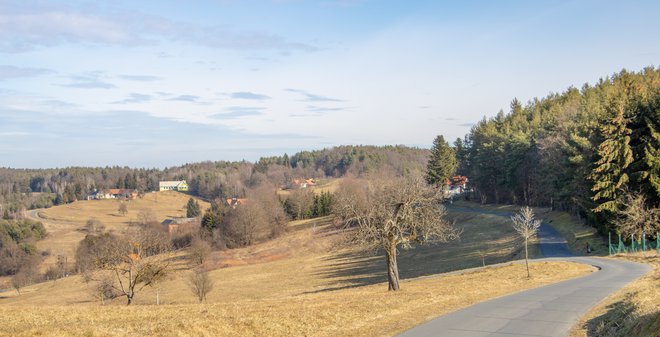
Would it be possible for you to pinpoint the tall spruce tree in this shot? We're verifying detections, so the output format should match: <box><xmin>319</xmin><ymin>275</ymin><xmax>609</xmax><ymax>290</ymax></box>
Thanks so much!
<box><xmin>186</xmin><ymin>198</ymin><xmax>201</xmax><ymax>218</ymax></box>
<box><xmin>590</xmin><ymin>103</ymin><xmax>634</xmax><ymax>212</ymax></box>
<box><xmin>426</xmin><ymin>135</ymin><xmax>458</xmax><ymax>187</ymax></box>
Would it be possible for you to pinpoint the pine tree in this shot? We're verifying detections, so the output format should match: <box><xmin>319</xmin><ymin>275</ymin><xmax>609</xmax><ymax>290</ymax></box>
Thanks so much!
<box><xmin>186</xmin><ymin>198</ymin><xmax>201</xmax><ymax>218</ymax></box>
<box><xmin>590</xmin><ymin>103</ymin><xmax>633</xmax><ymax>212</ymax></box>
<box><xmin>426</xmin><ymin>135</ymin><xmax>458</xmax><ymax>187</ymax></box>
<box><xmin>628</xmin><ymin>90</ymin><xmax>660</xmax><ymax>207</ymax></box>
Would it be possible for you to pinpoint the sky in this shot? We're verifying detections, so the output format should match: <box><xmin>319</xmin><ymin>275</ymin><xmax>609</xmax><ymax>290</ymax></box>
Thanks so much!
<box><xmin>0</xmin><ymin>0</ymin><xmax>658</xmax><ymax>168</ymax></box>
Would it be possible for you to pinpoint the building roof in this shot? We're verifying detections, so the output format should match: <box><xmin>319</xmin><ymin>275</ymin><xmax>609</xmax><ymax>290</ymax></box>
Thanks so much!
<box><xmin>226</xmin><ymin>197</ymin><xmax>247</xmax><ymax>207</ymax></box>
<box><xmin>159</xmin><ymin>180</ymin><xmax>187</xmax><ymax>187</ymax></box>
<box><xmin>161</xmin><ymin>217</ymin><xmax>196</xmax><ymax>225</ymax></box>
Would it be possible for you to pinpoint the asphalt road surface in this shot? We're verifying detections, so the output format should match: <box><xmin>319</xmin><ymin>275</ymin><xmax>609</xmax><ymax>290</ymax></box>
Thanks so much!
<box><xmin>396</xmin><ymin>207</ymin><xmax>651</xmax><ymax>337</ymax></box>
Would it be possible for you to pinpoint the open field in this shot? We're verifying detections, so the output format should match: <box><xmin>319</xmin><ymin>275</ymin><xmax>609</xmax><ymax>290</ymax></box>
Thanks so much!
<box><xmin>0</xmin><ymin>206</ymin><xmax>596</xmax><ymax>336</ymax></box>
<box><xmin>451</xmin><ymin>200</ymin><xmax>609</xmax><ymax>256</ymax></box>
<box><xmin>0</xmin><ymin>261</ymin><xmax>593</xmax><ymax>337</ymax></box>
<box><xmin>276</xmin><ymin>178</ymin><xmax>341</xmax><ymax>198</ymax></box>
<box><xmin>29</xmin><ymin>191</ymin><xmax>210</xmax><ymax>270</ymax></box>
<box><xmin>570</xmin><ymin>252</ymin><xmax>659</xmax><ymax>337</ymax></box>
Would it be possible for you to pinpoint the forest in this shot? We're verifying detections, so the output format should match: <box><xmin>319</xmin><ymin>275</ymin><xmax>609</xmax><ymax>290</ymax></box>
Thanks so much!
<box><xmin>0</xmin><ymin>145</ymin><xmax>430</xmax><ymax>218</ymax></box>
<box><xmin>457</xmin><ymin>67</ymin><xmax>659</xmax><ymax>235</ymax></box>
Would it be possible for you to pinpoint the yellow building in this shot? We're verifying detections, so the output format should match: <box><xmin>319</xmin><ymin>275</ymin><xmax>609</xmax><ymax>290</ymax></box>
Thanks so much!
<box><xmin>159</xmin><ymin>180</ymin><xmax>189</xmax><ymax>192</ymax></box>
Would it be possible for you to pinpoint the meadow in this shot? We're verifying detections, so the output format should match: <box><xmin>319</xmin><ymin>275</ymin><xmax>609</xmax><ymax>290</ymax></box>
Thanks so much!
<box><xmin>0</xmin><ymin>204</ymin><xmax>595</xmax><ymax>336</ymax></box>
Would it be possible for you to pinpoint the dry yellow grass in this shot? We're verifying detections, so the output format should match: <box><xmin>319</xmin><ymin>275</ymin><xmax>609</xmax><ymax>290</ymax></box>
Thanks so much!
<box><xmin>570</xmin><ymin>252</ymin><xmax>659</xmax><ymax>337</ymax></box>
<box><xmin>30</xmin><ymin>191</ymin><xmax>209</xmax><ymax>269</ymax></box>
<box><xmin>277</xmin><ymin>178</ymin><xmax>341</xmax><ymax>198</ymax></box>
<box><xmin>450</xmin><ymin>201</ymin><xmax>608</xmax><ymax>256</ymax></box>
<box><xmin>0</xmin><ymin>204</ymin><xmax>596</xmax><ymax>336</ymax></box>
<box><xmin>0</xmin><ymin>261</ymin><xmax>593</xmax><ymax>337</ymax></box>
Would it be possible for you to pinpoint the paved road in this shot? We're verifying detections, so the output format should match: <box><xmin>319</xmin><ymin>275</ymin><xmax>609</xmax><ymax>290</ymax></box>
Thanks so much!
<box><xmin>397</xmin><ymin>207</ymin><xmax>652</xmax><ymax>337</ymax></box>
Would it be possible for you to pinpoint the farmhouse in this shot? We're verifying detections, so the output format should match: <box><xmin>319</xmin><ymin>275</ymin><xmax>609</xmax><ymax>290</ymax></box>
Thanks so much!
<box><xmin>443</xmin><ymin>176</ymin><xmax>469</xmax><ymax>198</ymax></box>
<box><xmin>291</xmin><ymin>178</ymin><xmax>317</xmax><ymax>189</ymax></box>
<box><xmin>159</xmin><ymin>180</ymin><xmax>189</xmax><ymax>192</ymax></box>
<box><xmin>161</xmin><ymin>217</ymin><xmax>198</xmax><ymax>234</ymax></box>
<box><xmin>86</xmin><ymin>188</ymin><xmax>139</xmax><ymax>200</ymax></box>
<box><xmin>226</xmin><ymin>197</ymin><xmax>247</xmax><ymax>208</ymax></box>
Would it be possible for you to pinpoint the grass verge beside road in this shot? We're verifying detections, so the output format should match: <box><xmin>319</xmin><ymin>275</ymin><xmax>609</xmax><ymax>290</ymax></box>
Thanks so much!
<box><xmin>570</xmin><ymin>253</ymin><xmax>659</xmax><ymax>337</ymax></box>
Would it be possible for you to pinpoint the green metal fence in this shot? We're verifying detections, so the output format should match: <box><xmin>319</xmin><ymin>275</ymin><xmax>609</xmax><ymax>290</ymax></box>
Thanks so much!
<box><xmin>609</xmin><ymin>232</ymin><xmax>660</xmax><ymax>254</ymax></box>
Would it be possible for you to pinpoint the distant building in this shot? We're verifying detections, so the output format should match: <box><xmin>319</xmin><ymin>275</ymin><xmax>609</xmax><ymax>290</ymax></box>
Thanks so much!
<box><xmin>290</xmin><ymin>178</ymin><xmax>317</xmax><ymax>189</ymax></box>
<box><xmin>161</xmin><ymin>217</ymin><xmax>198</xmax><ymax>234</ymax></box>
<box><xmin>159</xmin><ymin>180</ymin><xmax>189</xmax><ymax>192</ymax></box>
<box><xmin>86</xmin><ymin>188</ymin><xmax>139</xmax><ymax>200</ymax></box>
<box><xmin>226</xmin><ymin>197</ymin><xmax>247</xmax><ymax>208</ymax></box>
<box><xmin>443</xmin><ymin>176</ymin><xmax>469</xmax><ymax>198</ymax></box>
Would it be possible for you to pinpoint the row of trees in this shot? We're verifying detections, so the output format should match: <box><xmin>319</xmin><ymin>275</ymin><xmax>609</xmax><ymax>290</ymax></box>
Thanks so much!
<box><xmin>457</xmin><ymin>67</ymin><xmax>659</xmax><ymax>237</ymax></box>
<box><xmin>0</xmin><ymin>146</ymin><xmax>429</xmax><ymax>217</ymax></box>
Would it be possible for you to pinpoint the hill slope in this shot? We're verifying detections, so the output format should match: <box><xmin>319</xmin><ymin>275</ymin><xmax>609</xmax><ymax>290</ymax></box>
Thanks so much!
<box><xmin>29</xmin><ymin>191</ymin><xmax>210</xmax><ymax>270</ymax></box>
<box><xmin>0</xmin><ymin>206</ymin><xmax>595</xmax><ymax>337</ymax></box>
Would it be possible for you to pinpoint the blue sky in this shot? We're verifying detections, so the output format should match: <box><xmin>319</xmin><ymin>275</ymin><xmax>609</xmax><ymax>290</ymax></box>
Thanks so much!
<box><xmin>0</xmin><ymin>0</ymin><xmax>658</xmax><ymax>168</ymax></box>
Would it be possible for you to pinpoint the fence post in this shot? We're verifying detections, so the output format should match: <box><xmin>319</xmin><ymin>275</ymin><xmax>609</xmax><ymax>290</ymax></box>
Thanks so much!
<box><xmin>642</xmin><ymin>232</ymin><xmax>646</xmax><ymax>252</ymax></box>
<box><xmin>608</xmin><ymin>232</ymin><xmax>612</xmax><ymax>255</ymax></box>
<box><xmin>618</xmin><ymin>233</ymin><xmax>623</xmax><ymax>253</ymax></box>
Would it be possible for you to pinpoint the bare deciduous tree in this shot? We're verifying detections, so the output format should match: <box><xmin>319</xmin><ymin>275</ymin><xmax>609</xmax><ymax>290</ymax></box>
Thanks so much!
<box><xmin>92</xmin><ymin>273</ymin><xmax>117</xmax><ymax>305</ymax></box>
<box><xmin>511</xmin><ymin>207</ymin><xmax>542</xmax><ymax>278</ymax></box>
<box><xmin>11</xmin><ymin>270</ymin><xmax>29</xmax><ymax>295</ymax></box>
<box><xmin>189</xmin><ymin>237</ymin><xmax>212</xmax><ymax>266</ymax></box>
<box><xmin>334</xmin><ymin>175</ymin><xmax>458</xmax><ymax>291</ymax></box>
<box><xmin>118</xmin><ymin>202</ymin><xmax>128</xmax><ymax>216</ymax></box>
<box><xmin>616</xmin><ymin>192</ymin><xmax>660</xmax><ymax>239</ymax></box>
<box><xmin>85</xmin><ymin>218</ymin><xmax>105</xmax><ymax>234</ymax></box>
<box><xmin>80</xmin><ymin>228</ymin><xmax>172</xmax><ymax>305</ymax></box>
<box><xmin>187</xmin><ymin>268</ymin><xmax>214</xmax><ymax>303</ymax></box>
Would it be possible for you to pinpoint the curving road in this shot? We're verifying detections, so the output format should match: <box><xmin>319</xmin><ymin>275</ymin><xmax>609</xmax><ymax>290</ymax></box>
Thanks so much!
<box><xmin>396</xmin><ymin>207</ymin><xmax>652</xmax><ymax>337</ymax></box>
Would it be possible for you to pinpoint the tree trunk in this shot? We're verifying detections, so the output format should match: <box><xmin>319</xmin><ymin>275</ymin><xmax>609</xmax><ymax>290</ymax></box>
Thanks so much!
<box><xmin>524</xmin><ymin>237</ymin><xmax>530</xmax><ymax>278</ymax></box>
<box><xmin>385</xmin><ymin>243</ymin><xmax>400</xmax><ymax>291</ymax></box>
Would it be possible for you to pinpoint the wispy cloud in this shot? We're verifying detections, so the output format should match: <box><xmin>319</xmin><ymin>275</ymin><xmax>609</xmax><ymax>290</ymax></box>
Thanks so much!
<box><xmin>0</xmin><ymin>65</ymin><xmax>53</xmax><ymax>80</ymax></box>
<box><xmin>112</xmin><ymin>93</ymin><xmax>152</xmax><ymax>104</ymax></box>
<box><xmin>118</xmin><ymin>74</ymin><xmax>160</xmax><ymax>81</ymax></box>
<box><xmin>0</xmin><ymin>4</ymin><xmax>143</xmax><ymax>53</ymax></box>
<box><xmin>0</xmin><ymin>3</ymin><xmax>317</xmax><ymax>53</ymax></box>
<box><xmin>211</xmin><ymin>106</ymin><xmax>266</xmax><ymax>119</ymax></box>
<box><xmin>60</xmin><ymin>72</ymin><xmax>115</xmax><ymax>89</ymax></box>
<box><xmin>230</xmin><ymin>91</ymin><xmax>271</xmax><ymax>100</ymax></box>
<box><xmin>167</xmin><ymin>95</ymin><xmax>199</xmax><ymax>102</ymax></box>
<box><xmin>306</xmin><ymin>105</ymin><xmax>348</xmax><ymax>114</ymax></box>
<box><xmin>285</xmin><ymin>88</ymin><xmax>343</xmax><ymax>102</ymax></box>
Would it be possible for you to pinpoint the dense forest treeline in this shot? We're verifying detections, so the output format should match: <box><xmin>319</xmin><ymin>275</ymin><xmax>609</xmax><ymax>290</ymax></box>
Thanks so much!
<box><xmin>0</xmin><ymin>145</ymin><xmax>429</xmax><ymax>217</ymax></box>
<box><xmin>458</xmin><ymin>67</ymin><xmax>659</xmax><ymax>234</ymax></box>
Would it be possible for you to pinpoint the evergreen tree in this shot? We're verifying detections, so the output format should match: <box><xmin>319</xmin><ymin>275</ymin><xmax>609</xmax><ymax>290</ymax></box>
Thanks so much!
<box><xmin>426</xmin><ymin>135</ymin><xmax>458</xmax><ymax>186</ymax></box>
<box><xmin>186</xmin><ymin>198</ymin><xmax>201</xmax><ymax>218</ymax></box>
<box><xmin>590</xmin><ymin>103</ymin><xmax>633</xmax><ymax>212</ymax></box>
<box><xmin>628</xmin><ymin>91</ymin><xmax>660</xmax><ymax>207</ymax></box>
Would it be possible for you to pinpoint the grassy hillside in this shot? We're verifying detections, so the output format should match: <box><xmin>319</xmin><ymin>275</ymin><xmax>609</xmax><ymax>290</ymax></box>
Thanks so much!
<box><xmin>276</xmin><ymin>178</ymin><xmax>341</xmax><ymax>198</ymax></box>
<box><xmin>0</xmin><ymin>206</ymin><xmax>596</xmax><ymax>336</ymax></box>
<box><xmin>30</xmin><ymin>191</ymin><xmax>210</xmax><ymax>270</ymax></box>
<box><xmin>450</xmin><ymin>201</ymin><xmax>608</xmax><ymax>256</ymax></box>
<box><xmin>0</xmin><ymin>262</ymin><xmax>591</xmax><ymax>337</ymax></box>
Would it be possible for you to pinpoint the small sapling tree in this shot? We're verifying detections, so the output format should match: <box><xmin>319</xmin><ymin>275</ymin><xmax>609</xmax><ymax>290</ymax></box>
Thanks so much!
<box><xmin>511</xmin><ymin>207</ymin><xmax>541</xmax><ymax>278</ymax></box>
